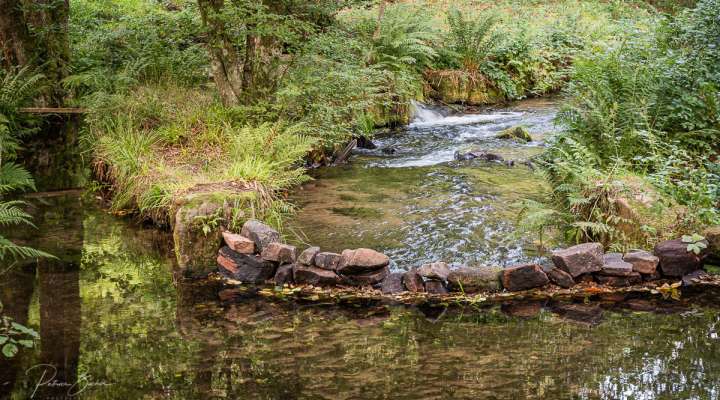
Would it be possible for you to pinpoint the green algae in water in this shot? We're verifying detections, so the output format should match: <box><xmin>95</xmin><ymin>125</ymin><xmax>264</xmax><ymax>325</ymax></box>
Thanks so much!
<box><xmin>331</xmin><ymin>206</ymin><xmax>384</xmax><ymax>219</ymax></box>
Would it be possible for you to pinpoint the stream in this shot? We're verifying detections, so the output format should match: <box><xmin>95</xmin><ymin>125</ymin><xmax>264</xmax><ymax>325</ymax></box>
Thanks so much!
<box><xmin>2</xmin><ymin>101</ymin><xmax>720</xmax><ymax>399</ymax></box>
<box><xmin>288</xmin><ymin>98</ymin><xmax>558</xmax><ymax>269</ymax></box>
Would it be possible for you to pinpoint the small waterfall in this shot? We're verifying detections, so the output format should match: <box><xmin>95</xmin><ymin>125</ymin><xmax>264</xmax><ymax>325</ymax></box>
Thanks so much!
<box><xmin>410</xmin><ymin>101</ymin><xmax>444</xmax><ymax>124</ymax></box>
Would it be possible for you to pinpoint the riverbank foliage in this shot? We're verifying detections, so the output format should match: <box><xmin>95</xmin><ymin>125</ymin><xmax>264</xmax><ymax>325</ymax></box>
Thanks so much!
<box><xmin>523</xmin><ymin>0</ymin><xmax>720</xmax><ymax>250</ymax></box>
<box><xmin>57</xmin><ymin>0</ymin><xmax>657</xmax><ymax>226</ymax></box>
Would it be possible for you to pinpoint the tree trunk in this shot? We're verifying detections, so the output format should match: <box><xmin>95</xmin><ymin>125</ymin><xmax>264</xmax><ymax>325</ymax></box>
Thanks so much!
<box><xmin>373</xmin><ymin>0</ymin><xmax>387</xmax><ymax>40</ymax></box>
<box><xmin>0</xmin><ymin>0</ymin><xmax>69</xmax><ymax>107</ymax></box>
<box><xmin>198</xmin><ymin>0</ymin><xmax>245</xmax><ymax>106</ymax></box>
<box><xmin>0</xmin><ymin>0</ymin><xmax>35</xmax><ymax>68</ymax></box>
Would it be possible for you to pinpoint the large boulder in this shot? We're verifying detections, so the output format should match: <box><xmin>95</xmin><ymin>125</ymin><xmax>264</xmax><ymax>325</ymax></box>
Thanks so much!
<box><xmin>551</xmin><ymin>243</ymin><xmax>604</xmax><ymax>278</ymax></box>
<box><xmin>599</xmin><ymin>253</ymin><xmax>635</xmax><ymax>276</ymax></box>
<box><xmin>501</xmin><ymin>264</ymin><xmax>549</xmax><ymax>291</ymax></box>
<box><xmin>341</xmin><ymin>266</ymin><xmax>390</xmax><ymax>286</ymax></box>
<box><xmin>447</xmin><ymin>266</ymin><xmax>503</xmax><ymax>292</ymax></box>
<box><xmin>654</xmin><ymin>239</ymin><xmax>703</xmax><ymax>277</ymax></box>
<box><xmin>261</xmin><ymin>243</ymin><xmax>297</xmax><ymax>264</ymax></box>
<box><xmin>402</xmin><ymin>269</ymin><xmax>425</xmax><ymax>292</ymax></box>
<box><xmin>417</xmin><ymin>261</ymin><xmax>450</xmax><ymax>281</ymax></box>
<box><xmin>623</xmin><ymin>250</ymin><xmax>659</xmax><ymax>274</ymax></box>
<box><xmin>381</xmin><ymin>272</ymin><xmax>406</xmax><ymax>294</ymax></box>
<box><xmin>315</xmin><ymin>252</ymin><xmax>342</xmax><ymax>270</ymax></box>
<box><xmin>496</xmin><ymin>126</ymin><xmax>532</xmax><ymax>142</ymax></box>
<box><xmin>546</xmin><ymin>268</ymin><xmax>575</xmax><ymax>289</ymax></box>
<box><xmin>240</xmin><ymin>219</ymin><xmax>280</xmax><ymax>253</ymax></box>
<box><xmin>297</xmin><ymin>246</ymin><xmax>320</xmax><ymax>266</ymax></box>
<box><xmin>293</xmin><ymin>265</ymin><xmax>341</xmax><ymax>286</ymax></box>
<box><xmin>222</xmin><ymin>231</ymin><xmax>255</xmax><ymax>254</ymax></box>
<box><xmin>217</xmin><ymin>246</ymin><xmax>276</xmax><ymax>283</ymax></box>
<box><xmin>336</xmin><ymin>248</ymin><xmax>390</xmax><ymax>274</ymax></box>
<box><xmin>173</xmin><ymin>199</ymin><xmax>224</xmax><ymax>278</ymax></box>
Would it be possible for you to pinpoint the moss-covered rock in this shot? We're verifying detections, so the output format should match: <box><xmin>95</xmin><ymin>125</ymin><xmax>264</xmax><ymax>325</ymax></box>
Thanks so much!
<box><xmin>703</xmin><ymin>226</ymin><xmax>720</xmax><ymax>262</ymax></box>
<box><xmin>424</xmin><ymin>70</ymin><xmax>505</xmax><ymax>105</ymax></box>
<box><xmin>496</xmin><ymin>126</ymin><xmax>532</xmax><ymax>142</ymax></box>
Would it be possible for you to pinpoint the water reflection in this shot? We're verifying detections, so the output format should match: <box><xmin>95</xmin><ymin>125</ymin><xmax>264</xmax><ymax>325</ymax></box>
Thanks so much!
<box><xmin>0</xmin><ymin>197</ymin><xmax>719</xmax><ymax>400</ymax></box>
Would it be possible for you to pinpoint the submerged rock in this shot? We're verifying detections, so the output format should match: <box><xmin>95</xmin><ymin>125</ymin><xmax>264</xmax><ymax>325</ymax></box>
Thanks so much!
<box><xmin>222</xmin><ymin>231</ymin><xmax>255</xmax><ymax>254</ymax></box>
<box><xmin>355</xmin><ymin>135</ymin><xmax>377</xmax><ymax>149</ymax></box>
<box><xmin>315</xmin><ymin>252</ymin><xmax>342</xmax><ymax>270</ymax></box>
<box><xmin>551</xmin><ymin>303</ymin><xmax>604</xmax><ymax>324</ymax></box>
<box><xmin>336</xmin><ymin>248</ymin><xmax>390</xmax><ymax>274</ymax></box>
<box><xmin>261</xmin><ymin>242</ymin><xmax>297</xmax><ymax>264</ymax></box>
<box><xmin>341</xmin><ymin>266</ymin><xmax>390</xmax><ymax>286</ymax></box>
<box><xmin>297</xmin><ymin>246</ymin><xmax>320</xmax><ymax>266</ymax></box>
<box><xmin>454</xmin><ymin>148</ymin><xmax>505</xmax><ymax>162</ymax></box>
<box><xmin>654</xmin><ymin>239</ymin><xmax>704</xmax><ymax>277</ymax></box>
<box><xmin>217</xmin><ymin>246</ymin><xmax>276</xmax><ymax>283</ymax></box>
<box><xmin>496</xmin><ymin>126</ymin><xmax>532</xmax><ymax>142</ymax></box>
<box><xmin>501</xmin><ymin>301</ymin><xmax>543</xmax><ymax>318</ymax></box>
<box><xmin>241</xmin><ymin>219</ymin><xmax>280</xmax><ymax>253</ymax></box>
<box><xmin>546</xmin><ymin>268</ymin><xmax>575</xmax><ymax>289</ymax></box>
<box><xmin>551</xmin><ymin>243</ymin><xmax>604</xmax><ymax>278</ymax></box>
<box><xmin>381</xmin><ymin>272</ymin><xmax>406</xmax><ymax>294</ymax></box>
<box><xmin>417</xmin><ymin>261</ymin><xmax>450</xmax><ymax>281</ymax></box>
<box><xmin>293</xmin><ymin>264</ymin><xmax>341</xmax><ymax>286</ymax></box>
<box><xmin>402</xmin><ymin>269</ymin><xmax>425</xmax><ymax>292</ymax></box>
<box><xmin>501</xmin><ymin>263</ymin><xmax>549</xmax><ymax>291</ymax></box>
<box><xmin>447</xmin><ymin>266</ymin><xmax>503</xmax><ymax>292</ymax></box>
<box><xmin>623</xmin><ymin>250</ymin><xmax>659</xmax><ymax>274</ymax></box>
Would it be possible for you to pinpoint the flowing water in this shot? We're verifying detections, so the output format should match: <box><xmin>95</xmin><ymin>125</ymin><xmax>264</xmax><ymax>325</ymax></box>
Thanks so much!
<box><xmin>288</xmin><ymin>99</ymin><xmax>558</xmax><ymax>269</ymax></box>
<box><xmin>2</xmin><ymin>195</ymin><xmax>720</xmax><ymax>399</ymax></box>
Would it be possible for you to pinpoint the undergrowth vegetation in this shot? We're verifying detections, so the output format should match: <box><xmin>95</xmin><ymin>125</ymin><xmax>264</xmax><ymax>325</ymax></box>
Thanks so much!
<box><xmin>521</xmin><ymin>0</ymin><xmax>720</xmax><ymax>251</ymax></box>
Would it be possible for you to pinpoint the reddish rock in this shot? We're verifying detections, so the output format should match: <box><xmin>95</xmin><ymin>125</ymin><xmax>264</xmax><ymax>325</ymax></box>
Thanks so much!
<box><xmin>297</xmin><ymin>246</ymin><xmax>320</xmax><ymax>266</ymax></box>
<box><xmin>623</xmin><ymin>250</ymin><xmax>659</xmax><ymax>274</ymax></box>
<box><xmin>546</xmin><ymin>268</ymin><xmax>575</xmax><ymax>288</ymax></box>
<box><xmin>447</xmin><ymin>266</ymin><xmax>503</xmax><ymax>292</ymax></box>
<box><xmin>381</xmin><ymin>272</ymin><xmax>405</xmax><ymax>294</ymax></box>
<box><xmin>596</xmin><ymin>273</ymin><xmax>641</xmax><ymax>287</ymax></box>
<box><xmin>425</xmin><ymin>280</ymin><xmax>448</xmax><ymax>295</ymax></box>
<box><xmin>314</xmin><ymin>252</ymin><xmax>342</xmax><ymax>270</ymax></box>
<box><xmin>336</xmin><ymin>248</ymin><xmax>390</xmax><ymax>274</ymax></box>
<box><xmin>501</xmin><ymin>264</ymin><xmax>549</xmax><ymax>291</ymax></box>
<box><xmin>654</xmin><ymin>239</ymin><xmax>703</xmax><ymax>277</ymax></box>
<box><xmin>217</xmin><ymin>246</ymin><xmax>276</xmax><ymax>283</ymax></box>
<box><xmin>402</xmin><ymin>269</ymin><xmax>425</xmax><ymax>292</ymax></box>
<box><xmin>240</xmin><ymin>219</ymin><xmax>280</xmax><ymax>253</ymax></box>
<box><xmin>273</xmin><ymin>264</ymin><xmax>294</xmax><ymax>286</ymax></box>
<box><xmin>551</xmin><ymin>243</ymin><xmax>604</xmax><ymax>278</ymax></box>
<box><xmin>222</xmin><ymin>231</ymin><xmax>255</xmax><ymax>254</ymax></box>
<box><xmin>341</xmin><ymin>266</ymin><xmax>389</xmax><ymax>286</ymax></box>
<box><xmin>293</xmin><ymin>265</ymin><xmax>341</xmax><ymax>286</ymax></box>
<box><xmin>417</xmin><ymin>262</ymin><xmax>450</xmax><ymax>281</ymax></box>
<box><xmin>261</xmin><ymin>242</ymin><xmax>297</xmax><ymax>264</ymax></box>
<box><xmin>600</xmin><ymin>253</ymin><xmax>635</xmax><ymax>276</ymax></box>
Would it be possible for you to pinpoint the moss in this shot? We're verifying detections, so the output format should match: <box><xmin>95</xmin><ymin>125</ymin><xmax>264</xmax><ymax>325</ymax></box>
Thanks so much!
<box><xmin>331</xmin><ymin>206</ymin><xmax>383</xmax><ymax>219</ymax></box>
<box><xmin>496</xmin><ymin>126</ymin><xmax>532</xmax><ymax>142</ymax></box>
<box><xmin>424</xmin><ymin>70</ymin><xmax>505</xmax><ymax>105</ymax></box>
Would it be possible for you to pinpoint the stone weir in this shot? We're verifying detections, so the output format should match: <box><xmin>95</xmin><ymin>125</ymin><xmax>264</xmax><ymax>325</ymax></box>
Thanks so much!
<box><xmin>207</xmin><ymin>220</ymin><xmax>720</xmax><ymax>306</ymax></box>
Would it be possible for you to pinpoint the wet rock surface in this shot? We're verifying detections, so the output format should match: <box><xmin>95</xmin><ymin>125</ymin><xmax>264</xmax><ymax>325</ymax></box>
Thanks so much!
<box><xmin>402</xmin><ymin>269</ymin><xmax>425</xmax><ymax>292</ymax></box>
<box><xmin>241</xmin><ymin>219</ymin><xmax>280</xmax><ymax>253</ymax></box>
<box><xmin>273</xmin><ymin>264</ymin><xmax>294</xmax><ymax>286</ymax></box>
<box><xmin>552</xmin><ymin>243</ymin><xmax>604</xmax><ymax>278</ymax></box>
<box><xmin>596</xmin><ymin>273</ymin><xmax>642</xmax><ymax>287</ymax></box>
<box><xmin>623</xmin><ymin>250</ymin><xmax>659</xmax><ymax>274</ymax></box>
<box><xmin>417</xmin><ymin>261</ymin><xmax>450</xmax><ymax>281</ymax></box>
<box><xmin>293</xmin><ymin>265</ymin><xmax>341</xmax><ymax>286</ymax></box>
<box><xmin>447</xmin><ymin>266</ymin><xmax>502</xmax><ymax>292</ymax></box>
<box><xmin>501</xmin><ymin>264</ymin><xmax>549</xmax><ymax>291</ymax></box>
<box><xmin>551</xmin><ymin>303</ymin><xmax>604</xmax><ymax>324</ymax></box>
<box><xmin>217</xmin><ymin>246</ymin><xmax>277</xmax><ymax>283</ymax></box>
<box><xmin>222</xmin><ymin>231</ymin><xmax>255</xmax><ymax>254</ymax></box>
<box><xmin>381</xmin><ymin>272</ymin><xmax>405</xmax><ymax>294</ymax></box>
<box><xmin>425</xmin><ymin>280</ymin><xmax>448</xmax><ymax>295</ymax></box>
<box><xmin>341</xmin><ymin>266</ymin><xmax>390</xmax><ymax>286</ymax></box>
<box><xmin>337</xmin><ymin>248</ymin><xmax>390</xmax><ymax>274</ymax></box>
<box><xmin>655</xmin><ymin>239</ymin><xmax>703</xmax><ymax>277</ymax></box>
<box><xmin>546</xmin><ymin>268</ymin><xmax>575</xmax><ymax>288</ymax></box>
